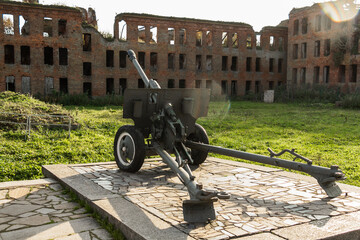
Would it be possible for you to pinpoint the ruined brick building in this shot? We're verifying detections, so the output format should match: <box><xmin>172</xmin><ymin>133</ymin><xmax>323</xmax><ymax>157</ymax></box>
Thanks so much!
<box><xmin>0</xmin><ymin>0</ymin><xmax>359</xmax><ymax>97</ymax></box>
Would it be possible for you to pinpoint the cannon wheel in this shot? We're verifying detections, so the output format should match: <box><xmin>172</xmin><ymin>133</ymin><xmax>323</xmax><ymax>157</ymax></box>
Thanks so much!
<box><xmin>187</xmin><ymin>123</ymin><xmax>209</xmax><ymax>165</ymax></box>
<box><xmin>114</xmin><ymin>125</ymin><xmax>145</xmax><ymax>172</ymax></box>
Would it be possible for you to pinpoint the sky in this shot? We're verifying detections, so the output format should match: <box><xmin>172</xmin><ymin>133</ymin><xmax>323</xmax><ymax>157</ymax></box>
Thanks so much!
<box><xmin>33</xmin><ymin>0</ymin><xmax>348</xmax><ymax>33</ymax></box>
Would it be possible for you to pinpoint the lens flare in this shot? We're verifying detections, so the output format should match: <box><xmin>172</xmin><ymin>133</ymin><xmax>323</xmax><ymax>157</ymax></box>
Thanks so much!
<box><xmin>319</xmin><ymin>0</ymin><xmax>359</xmax><ymax>23</ymax></box>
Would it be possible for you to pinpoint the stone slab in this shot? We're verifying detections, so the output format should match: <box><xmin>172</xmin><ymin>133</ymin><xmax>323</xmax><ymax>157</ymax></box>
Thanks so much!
<box><xmin>0</xmin><ymin>179</ymin><xmax>56</xmax><ymax>190</ymax></box>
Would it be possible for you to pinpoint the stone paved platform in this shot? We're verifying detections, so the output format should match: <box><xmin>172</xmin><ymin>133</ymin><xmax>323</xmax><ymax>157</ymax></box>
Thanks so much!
<box><xmin>43</xmin><ymin>157</ymin><xmax>360</xmax><ymax>240</ymax></box>
<box><xmin>0</xmin><ymin>178</ymin><xmax>112</xmax><ymax>240</ymax></box>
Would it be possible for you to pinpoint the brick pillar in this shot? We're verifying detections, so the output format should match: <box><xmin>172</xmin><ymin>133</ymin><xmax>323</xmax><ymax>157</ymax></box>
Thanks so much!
<box><xmin>13</xmin><ymin>15</ymin><xmax>19</xmax><ymax>36</ymax></box>
<box><xmin>114</xmin><ymin>20</ymin><xmax>119</xmax><ymax>40</ymax></box>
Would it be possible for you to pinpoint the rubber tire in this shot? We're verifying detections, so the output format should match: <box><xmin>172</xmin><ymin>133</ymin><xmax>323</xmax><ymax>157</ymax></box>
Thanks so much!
<box><xmin>187</xmin><ymin>123</ymin><xmax>209</xmax><ymax>165</ymax></box>
<box><xmin>114</xmin><ymin>125</ymin><xmax>145</xmax><ymax>172</ymax></box>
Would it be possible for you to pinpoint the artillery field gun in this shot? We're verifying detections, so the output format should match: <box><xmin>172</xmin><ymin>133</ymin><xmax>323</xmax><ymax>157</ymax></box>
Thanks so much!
<box><xmin>113</xmin><ymin>50</ymin><xmax>346</xmax><ymax>222</ymax></box>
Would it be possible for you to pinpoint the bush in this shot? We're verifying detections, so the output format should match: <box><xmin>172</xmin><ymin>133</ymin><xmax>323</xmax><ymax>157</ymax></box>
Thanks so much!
<box><xmin>342</xmin><ymin>92</ymin><xmax>360</xmax><ymax>108</ymax></box>
<box><xmin>38</xmin><ymin>92</ymin><xmax>123</xmax><ymax>106</ymax></box>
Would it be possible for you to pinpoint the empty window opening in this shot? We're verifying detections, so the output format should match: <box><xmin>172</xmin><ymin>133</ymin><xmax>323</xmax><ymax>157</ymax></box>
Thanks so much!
<box><xmin>255</xmin><ymin>58</ymin><xmax>261</xmax><ymax>72</ymax></box>
<box><xmin>58</xmin><ymin>19</ymin><xmax>67</xmax><ymax>36</ymax></box>
<box><xmin>168</xmin><ymin>79</ymin><xmax>175</xmax><ymax>88</ymax></box>
<box><xmin>44</xmin><ymin>47</ymin><xmax>53</xmax><ymax>65</ymax></box>
<box><xmin>119</xmin><ymin>78</ymin><xmax>127</xmax><ymax>95</ymax></box>
<box><xmin>106</xmin><ymin>78</ymin><xmax>114</xmax><ymax>94</ymax></box>
<box><xmin>232</xmin><ymin>33</ymin><xmax>238</xmax><ymax>48</ymax></box>
<box><xmin>3</xmin><ymin>14</ymin><xmax>14</xmax><ymax>35</ymax></box>
<box><xmin>21</xmin><ymin>46</ymin><xmax>30</xmax><ymax>65</ymax></box>
<box><xmin>45</xmin><ymin>77</ymin><xmax>54</xmax><ymax>95</ymax></box>
<box><xmin>324</xmin><ymin>66</ymin><xmax>330</xmax><ymax>83</ymax></box>
<box><xmin>246</xmin><ymin>57</ymin><xmax>252</xmax><ymax>72</ymax></box>
<box><xmin>119</xmin><ymin>20</ymin><xmax>127</xmax><ymax>41</ymax></box>
<box><xmin>168</xmin><ymin>53</ymin><xmax>175</xmax><ymax>70</ymax></box>
<box><xmin>270</xmin><ymin>36</ymin><xmax>274</xmax><ymax>50</ymax></box>
<box><xmin>5</xmin><ymin>45</ymin><xmax>14</xmax><ymax>64</ymax></box>
<box><xmin>150</xmin><ymin>26</ymin><xmax>157</xmax><ymax>44</ymax></box>
<box><xmin>19</xmin><ymin>15</ymin><xmax>29</xmax><ymax>36</ymax></box>
<box><xmin>179</xmin><ymin>79</ymin><xmax>186</xmax><ymax>88</ymax></box>
<box><xmin>138</xmin><ymin>79</ymin><xmax>145</xmax><ymax>88</ymax></box>
<box><xmin>324</xmin><ymin>39</ymin><xmax>331</xmax><ymax>56</ymax></box>
<box><xmin>293</xmin><ymin>44</ymin><xmax>298</xmax><ymax>59</ymax></box>
<box><xmin>43</xmin><ymin>17</ymin><xmax>53</xmax><ymax>37</ymax></box>
<box><xmin>196</xmin><ymin>30</ymin><xmax>202</xmax><ymax>47</ymax></box>
<box><xmin>339</xmin><ymin>65</ymin><xmax>346</xmax><ymax>83</ymax></box>
<box><xmin>119</xmin><ymin>51</ymin><xmax>127</xmax><ymax>68</ymax></box>
<box><xmin>83</xmin><ymin>34</ymin><xmax>91</xmax><ymax>51</ymax></box>
<box><xmin>179</xmin><ymin>28</ymin><xmax>186</xmax><ymax>45</ymax></box>
<box><xmin>301</xmin><ymin>17</ymin><xmax>308</xmax><ymax>34</ymax></box>
<box><xmin>206</xmin><ymin>55</ymin><xmax>212</xmax><ymax>71</ymax></box>
<box><xmin>6</xmin><ymin>76</ymin><xmax>15</xmax><ymax>91</ymax></box>
<box><xmin>269</xmin><ymin>81</ymin><xmax>274</xmax><ymax>90</ymax></box>
<box><xmin>269</xmin><ymin>58</ymin><xmax>274</xmax><ymax>73</ymax></box>
<box><xmin>294</xmin><ymin>19</ymin><xmax>299</xmax><ymax>35</ymax></box>
<box><xmin>206</xmin><ymin>80</ymin><xmax>212</xmax><ymax>90</ymax></box>
<box><xmin>300</xmin><ymin>68</ymin><xmax>306</xmax><ymax>84</ymax></box>
<box><xmin>195</xmin><ymin>80</ymin><xmax>201</xmax><ymax>88</ymax></box>
<box><xmin>245</xmin><ymin>81</ymin><xmax>251</xmax><ymax>94</ymax></box>
<box><xmin>255</xmin><ymin>81</ymin><xmax>261</xmax><ymax>94</ymax></box>
<box><xmin>138</xmin><ymin>52</ymin><xmax>145</xmax><ymax>69</ymax></box>
<box><xmin>138</xmin><ymin>25</ymin><xmax>146</xmax><ymax>43</ymax></box>
<box><xmin>196</xmin><ymin>55</ymin><xmax>202</xmax><ymax>70</ymax></box>
<box><xmin>351</xmin><ymin>64</ymin><xmax>357</xmax><ymax>82</ymax></box>
<box><xmin>83</xmin><ymin>82</ymin><xmax>92</xmax><ymax>97</ymax></box>
<box><xmin>59</xmin><ymin>78</ymin><xmax>68</xmax><ymax>94</ymax></box>
<box><xmin>246</xmin><ymin>35</ymin><xmax>252</xmax><ymax>49</ymax></box>
<box><xmin>278</xmin><ymin>81</ymin><xmax>283</xmax><ymax>86</ymax></box>
<box><xmin>222</xmin><ymin>56</ymin><xmax>228</xmax><ymax>71</ymax></box>
<box><xmin>292</xmin><ymin>68</ymin><xmax>298</xmax><ymax>84</ymax></box>
<box><xmin>206</xmin><ymin>31</ymin><xmax>213</xmax><ymax>46</ymax></box>
<box><xmin>222</xmin><ymin>32</ymin><xmax>228</xmax><ymax>48</ymax></box>
<box><xmin>221</xmin><ymin>80</ymin><xmax>228</xmax><ymax>95</ymax></box>
<box><xmin>315</xmin><ymin>15</ymin><xmax>322</xmax><ymax>32</ymax></box>
<box><xmin>150</xmin><ymin>52</ymin><xmax>158</xmax><ymax>70</ymax></box>
<box><xmin>256</xmin><ymin>34</ymin><xmax>261</xmax><ymax>49</ymax></box>
<box><xmin>168</xmin><ymin>27</ymin><xmax>175</xmax><ymax>45</ymax></box>
<box><xmin>179</xmin><ymin>54</ymin><xmax>186</xmax><ymax>69</ymax></box>
<box><xmin>106</xmin><ymin>50</ymin><xmax>114</xmax><ymax>67</ymax></box>
<box><xmin>301</xmin><ymin>42</ymin><xmax>307</xmax><ymax>58</ymax></box>
<box><xmin>231</xmin><ymin>80</ymin><xmax>237</xmax><ymax>96</ymax></box>
<box><xmin>59</xmin><ymin>48</ymin><xmax>68</xmax><ymax>66</ymax></box>
<box><xmin>22</xmin><ymin>76</ymin><xmax>31</xmax><ymax>94</ymax></box>
<box><xmin>278</xmin><ymin>59</ymin><xmax>283</xmax><ymax>73</ymax></box>
<box><xmin>314</xmin><ymin>40</ymin><xmax>321</xmax><ymax>57</ymax></box>
<box><xmin>278</xmin><ymin>37</ymin><xmax>284</xmax><ymax>51</ymax></box>
<box><xmin>83</xmin><ymin>62</ymin><xmax>92</xmax><ymax>76</ymax></box>
<box><xmin>314</xmin><ymin>66</ymin><xmax>320</xmax><ymax>84</ymax></box>
<box><xmin>231</xmin><ymin>56</ymin><xmax>237</xmax><ymax>71</ymax></box>
<box><xmin>325</xmin><ymin>16</ymin><xmax>332</xmax><ymax>30</ymax></box>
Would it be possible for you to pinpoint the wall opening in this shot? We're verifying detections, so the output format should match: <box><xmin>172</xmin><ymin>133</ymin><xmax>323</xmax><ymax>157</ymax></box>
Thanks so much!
<box><xmin>301</xmin><ymin>42</ymin><xmax>307</xmax><ymax>58</ymax></box>
<box><xmin>338</xmin><ymin>65</ymin><xmax>346</xmax><ymax>83</ymax></box>
<box><xmin>5</xmin><ymin>45</ymin><xmax>14</xmax><ymax>64</ymax></box>
<box><xmin>221</xmin><ymin>80</ymin><xmax>227</xmax><ymax>95</ymax></box>
<box><xmin>206</xmin><ymin>31</ymin><xmax>213</xmax><ymax>46</ymax></box>
<box><xmin>246</xmin><ymin>57</ymin><xmax>252</xmax><ymax>72</ymax></box>
<box><xmin>83</xmin><ymin>82</ymin><xmax>92</xmax><ymax>97</ymax></box>
<box><xmin>150</xmin><ymin>52</ymin><xmax>158</xmax><ymax>70</ymax></box>
<box><xmin>222</xmin><ymin>56</ymin><xmax>228</xmax><ymax>71</ymax></box>
<box><xmin>138</xmin><ymin>25</ymin><xmax>145</xmax><ymax>43</ymax></box>
<box><xmin>293</xmin><ymin>44</ymin><xmax>298</xmax><ymax>59</ymax></box>
<box><xmin>83</xmin><ymin>62</ymin><xmax>92</xmax><ymax>76</ymax></box>
<box><xmin>246</xmin><ymin>35</ymin><xmax>252</xmax><ymax>49</ymax></box>
<box><xmin>314</xmin><ymin>40</ymin><xmax>321</xmax><ymax>57</ymax></box>
<box><xmin>168</xmin><ymin>27</ymin><xmax>175</xmax><ymax>45</ymax></box>
<box><xmin>293</xmin><ymin>19</ymin><xmax>299</xmax><ymax>35</ymax></box>
<box><xmin>231</xmin><ymin>56</ymin><xmax>237</xmax><ymax>71</ymax></box>
<box><xmin>351</xmin><ymin>64</ymin><xmax>357</xmax><ymax>82</ymax></box>
<box><xmin>278</xmin><ymin>59</ymin><xmax>283</xmax><ymax>73</ymax></box>
<box><xmin>59</xmin><ymin>78</ymin><xmax>68</xmax><ymax>94</ymax></box>
<box><xmin>168</xmin><ymin>79</ymin><xmax>175</xmax><ymax>88</ymax></box>
<box><xmin>269</xmin><ymin>36</ymin><xmax>274</xmax><ymax>50</ymax></box>
<box><xmin>300</xmin><ymin>67</ymin><xmax>306</xmax><ymax>84</ymax></box>
<box><xmin>106</xmin><ymin>78</ymin><xmax>114</xmax><ymax>94</ymax></box>
<box><xmin>206</xmin><ymin>55</ymin><xmax>212</xmax><ymax>71</ymax></box>
<box><xmin>179</xmin><ymin>54</ymin><xmax>186</xmax><ymax>70</ymax></box>
<box><xmin>119</xmin><ymin>78</ymin><xmax>127</xmax><ymax>95</ymax></box>
<box><xmin>231</xmin><ymin>80</ymin><xmax>237</xmax><ymax>96</ymax></box>
<box><xmin>315</xmin><ymin>15</ymin><xmax>322</xmax><ymax>32</ymax></box>
<box><xmin>268</xmin><ymin>81</ymin><xmax>274</xmax><ymax>90</ymax></box>
<box><xmin>232</xmin><ymin>33</ymin><xmax>238</xmax><ymax>48</ymax></box>
<box><xmin>19</xmin><ymin>15</ymin><xmax>29</xmax><ymax>35</ymax></box>
<box><xmin>138</xmin><ymin>52</ymin><xmax>145</xmax><ymax>69</ymax></box>
<box><xmin>21</xmin><ymin>76</ymin><xmax>31</xmax><ymax>94</ymax></box>
<box><xmin>106</xmin><ymin>50</ymin><xmax>114</xmax><ymax>67</ymax></box>
<box><xmin>3</xmin><ymin>14</ymin><xmax>14</xmax><ymax>35</ymax></box>
<box><xmin>44</xmin><ymin>47</ymin><xmax>53</xmax><ymax>65</ymax></box>
<box><xmin>301</xmin><ymin>17</ymin><xmax>308</xmax><ymax>34</ymax></box>
<box><xmin>43</xmin><ymin>17</ymin><xmax>53</xmax><ymax>37</ymax></box>
<box><xmin>196</xmin><ymin>30</ymin><xmax>202</xmax><ymax>47</ymax></box>
<box><xmin>255</xmin><ymin>58</ymin><xmax>261</xmax><ymax>72</ymax></box>
<box><xmin>195</xmin><ymin>80</ymin><xmax>201</xmax><ymax>88</ymax></box>
<box><xmin>245</xmin><ymin>81</ymin><xmax>251</xmax><ymax>94</ymax></box>
<box><xmin>179</xmin><ymin>28</ymin><xmax>186</xmax><ymax>45</ymax></box>
<box><xmin>324</xmin><ymin>39</ymin><xmax>331</xmax><ymax>56</ymax></box>
<box><xmin>150</xmin><ymin>26</ymin><xmax>157</xmax><ymax>44</ymax></box>
<box><xmin>269</xmin><ymin>58</ymin><xmax>274</xmax><ymax>72</ymax></box>
<box><xmin>314</xmin><ymin>66</ymin><xmax>320</xmax><ymax>84</ymax></box>
<box><xmin>6</xmin><ymin>76</ymin><xmax>15</xmax><ymax>91</ymax></box>
<box><xmin>196</xmin><ymin>55</ymin><xmax>202</xmax><ymax>70</ymax></box>
<box><xmin>206</xmin><ymin>80</ymin><xmax>212</xmax><ymax>91</ymax></box>
<box><xmin>118</xmin><ymin>20</ymin><xmax>127</xmax><ymax>41</ymax></box>
<box><xmin>292</xmin><ymin>68</ymin><xmax>298</xmax><ymax>84</ymax></box>
<box><xmin>45</xmin><ymin>77</ymin><xmax>54</xmax><ymax>95</ymax></box>
<box><xmin>168</xmin><ymin>53</ymin><xmax>175</xmax><ymax>70</ymax></box>
<box><xmin>278</xmin><ymin>37</ymin><xmax>283</xmax><ymax>51</ymax></box>
<box><xmin>179</xmin><ymin>79</ymin><xmax>186</xmax><ymax>88</ymax></box>
<box><xmin>138</xmin><ymin>79</ymin><xmax>145</xmax><ymax>88</ymax></box>
<box><xmin>325</xmin><ymin>16</ymin><xmax>332</xmax><ymax>30</ymax></box>
<box><xmin>256</xmin><ymin>34</ymin><xmax>261</xmax><ymax>49</ymax></box>
<box><xmin>59</xmin><ymin>48</ymin><xmax>68</xmax><ymax>66</ymax></box>
<box><xmin>222</xmin><ymin>32</ymin><xmax>228</xmax><ymax>48</ymax></box>
<box><xmin>83</xmin><ymin>34</ymin><xmax>91</xmax><ymax>51</ymax></box>
<box><xmin>21</xmin><ymin>46</ymin><xmax>30</xmax><ymax>65</ymax></box>
<box><xmin>324</xmin><ymin>66</ymin><xmax>330</xmax><ymax>83</ymax></box>
<box><xmin>119</xmin><ymin>51</ymin><xmax>127</xmax><ymax>68</ymax></box>
<box><xmin>58</xmin><ymin>19</ymin><xmax>66</xmax><ymax>36</ymax></box>
<box><xmin>255</xmin><ymin>81</ymin><xmax>260</xmax><ymax>94</ymax></box>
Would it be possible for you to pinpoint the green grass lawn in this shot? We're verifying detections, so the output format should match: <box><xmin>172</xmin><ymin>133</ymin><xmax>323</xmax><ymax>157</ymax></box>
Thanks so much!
<box><xmin>1</xmin><ymin>101</ymin><xmax>359</xmax><ymax>187</ymax></box>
